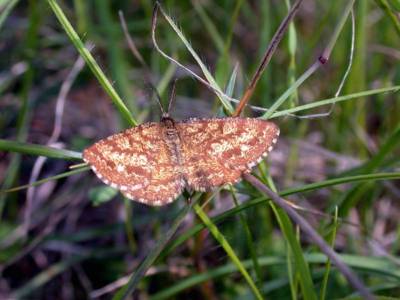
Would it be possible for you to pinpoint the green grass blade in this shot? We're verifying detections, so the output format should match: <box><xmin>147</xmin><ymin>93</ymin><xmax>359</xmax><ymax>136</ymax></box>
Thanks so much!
<box><xmin>268</xmin><ymin>85</ymin><xmax>400</xmax><ymax>119</ymax></box>
<box><xmin>270</xmin><ymin>198</ymin><xmax>317</xmax><ymax>300</ymax></box>
<box><xmin>285</xmin><ymin>0</ymin><xmax>299</xmax><ymax>108</ymax></box>
<box><xmin>282</xmin><ymin>172</ymin><xmax>400</xmax><ymax>196</ymax></box>
<box><xmin>0</xmin><ymin>0</ymin><xmax>19</xmax><ymax>30</ymax></box>
<box><xmin>266</xmin><ymin>175</ymin><xmax>309</xmax><ymax>299</ymax></box>
<box><xmin>0</xmin><ymin>155</ymin><xmax>21</xmax><ymax>219</ymax></box>
<box><xmin>320</xmin><ymin>207</ymin><xmax>339</xmax><ymax>300</ymax></box>
<box><xmin>262</xmin><ymin>61</ymin><xmax>319</xmax><ymax>119</ymax></box>
<box><xmin>193</xmin><ymin>203</ymin><xmax>264</xmax><ymax>300</ymax></box>
<box><xmin>46</xmin><ymin>0</ymin><xmax>137</xmax><ymax>126</ymax></box>
<box><xmin>0</xmin><ymin>139</ymin><xmax>82</xmax><ymax>160</ymax></box>
<box><xmin>1</xmin><ymin>167</ymin><xmax>89</xmax><ymax>194</ymax></box>
<box><xmin>341</xmin><ymin>1</ymin><xmax>367</xmax><ymax>145</ymax></box>
<box><xmin>306</xmin><ymin>253</ymin><xmax>400</xmax><ymax>279</ymax></box>
<box><xmin>225</xmin><ymin>63</ymin><xmax>238</xmax><ymax>97</ymax></box>
<box><xmin>374</xmin><ymin>0</ymin><xmax>400</xmax><ymax>36</ymax></box>
<box><xmin>230</xmin><ymin>186</ymin><xmax>262</xmax><ymax>283</ymax></box>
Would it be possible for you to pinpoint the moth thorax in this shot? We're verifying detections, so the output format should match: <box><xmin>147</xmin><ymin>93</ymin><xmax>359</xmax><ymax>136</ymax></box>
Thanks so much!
<box><xmin>162</xmin><ymin>117</ymin><xmax>178</xmax><ymax>137</ymax></box>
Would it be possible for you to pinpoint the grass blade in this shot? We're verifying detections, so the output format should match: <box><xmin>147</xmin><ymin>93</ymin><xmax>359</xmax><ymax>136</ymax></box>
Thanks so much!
<box><xmin>46</xmin><ymin>0</ymin><xmax>137</xmax><ymax>126</ymax></box>
<box><xmin>267</xmin><ymin>186</ymin><xmax>317</xmax><ymax>300</ymax></box>
<box><xmin>1</xmin><ymin>167</ymin><xmax>89</xmax><ymax>194</ymax></box>
<box><xmin>0</xmin><ymin>0</ymin><xmax>19</xmax><ymax>30</ymax></box>
<box><xmin>268</xmin><ymin>85</ymin><xmax>400</xmax><ymax>119</ymax></box>
<box><xmin>319</xmin><ymin>207</ymin><xmax>339</xmax><ymax>300</ymax></box>
<box><xmin>0</xmin><ymin>139</ymin><xmax>82</xmax><ymax>160</ymax></box>
<box><xmin>193</xmin><ymin>203</ymin><xmax>264</xmax><ymax>300</ymax></box>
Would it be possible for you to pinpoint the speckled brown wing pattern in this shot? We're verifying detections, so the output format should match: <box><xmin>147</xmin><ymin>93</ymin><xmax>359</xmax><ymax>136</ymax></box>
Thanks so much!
<box><xmin>176</xmin><ymin>118</ymin><xmax>279</xmax><ymax>191</ymax></box>
<box><xmin>82</xmin><ymin>122</ymin><xmax>184</xmax><ymax>206</ymax></box>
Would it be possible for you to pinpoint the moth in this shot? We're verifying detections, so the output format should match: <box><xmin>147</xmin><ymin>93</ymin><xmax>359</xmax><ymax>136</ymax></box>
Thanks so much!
<box><xmin>83</xmin><ymin>116</ymin><xmax>279</xmax><ymax>206</ymax></box>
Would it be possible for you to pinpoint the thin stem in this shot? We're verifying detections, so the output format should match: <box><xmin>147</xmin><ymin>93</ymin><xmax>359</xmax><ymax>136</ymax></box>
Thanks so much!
<box><xmin>24</xmin><ymin>55</ymin><xmax>85</xmax><ymax>235</ymax></box>
<box><xmin>232</xmin><ymin>0</ymin><xmax>304</xmax><ymax>117</ymax></box>
<box><xmin>118</xmin><ymin>11</ymin><xmax>147</xmax><ymax>68</ymax></box>
<box><xmin>193</xmin><ymin>203</ymin><xmax>264</xmax><ymax>300</ymax></box>
<box><xmin>151</xmin><ymin>1</ymin><xmax>234</xmax><ymax>112</ymax></box>
<box><xmin>261</xmin><ymin>0</ymin><xmax>356</xmax><ymax>119</ymax></box>
<box><xmin>262</xmin><ymin>61</ymin><xmax>319</xmax><ymax>119</ymax></box>
<box><xmin>374</xmin><ymin>0</ymin><xmax>400</xmax><ymax>37</ymax></box>
<box><xmin>243</xmin><ymin>174</ymin><xmax>375</xmax><ymax>300</ymax></box>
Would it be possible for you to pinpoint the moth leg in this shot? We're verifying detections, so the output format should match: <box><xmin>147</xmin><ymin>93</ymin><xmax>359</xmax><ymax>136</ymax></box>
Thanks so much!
<box><xmin>183</xmin><ymin>190</ymin><xmax>193</xmax><ymax>204</ymax></box>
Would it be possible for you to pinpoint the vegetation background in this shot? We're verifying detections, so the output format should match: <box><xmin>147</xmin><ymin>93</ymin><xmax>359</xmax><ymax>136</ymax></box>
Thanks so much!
<box><xmin>0</xmin><ymin>0</ymin><xmax>400</xmax><ymax>299</ymax></box>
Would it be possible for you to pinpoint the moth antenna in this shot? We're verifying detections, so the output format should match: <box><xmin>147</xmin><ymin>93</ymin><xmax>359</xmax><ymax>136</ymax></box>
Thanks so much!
<box><xmin>167</xmin><ymin>78</ymin><xmax>178</xmax><ymax>115</ymax></box>
<box><xmin>146</xmin><ymin>83</ymin><xmax>167</xmax><ymax>117</ymax></box>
